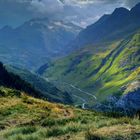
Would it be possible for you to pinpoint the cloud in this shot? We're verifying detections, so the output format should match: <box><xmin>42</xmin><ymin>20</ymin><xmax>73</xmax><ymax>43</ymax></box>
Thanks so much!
<box><xmin>124</xmin><ymin>0</ymin><xmax>140</xmax><ymax>8</ymax></box>
<box><xmin>0</xmin><ymin>0</ymin><xmax>64</xmax><ymax>27</ymax></box>
<box><xmin>30</xmin><ymin>0</ymin><xmax>63</xmax><ymax>14</ymax></box>
<box><xmin>0</xmin><ymin>0</ymin><xmax>140</xmax><ymax>28</ymax></box>
<box><xmin>0</xmin><ymin>0</ymin><xmax>33</xmax><ymax>27</ymax></box>
<box><xmin>59</xmin><ymin>0</ymin><xmax>120</xmax><ymax>5</ymax></box>
<box><xmin>59</xmin><ymin>0</ymin><xmax>140</xmax><ymax>7</ymax></box>
<box><xmin>60</xmin><ymin>0</ymin><xmax>95</xmax><ymax>6</ymax></box>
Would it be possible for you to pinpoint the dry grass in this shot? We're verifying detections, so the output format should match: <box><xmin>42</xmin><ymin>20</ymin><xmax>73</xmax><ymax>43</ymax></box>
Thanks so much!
<box><xmin>0</xmin><ymin>88</ymin><xmax>140</xmax><ymax>140</ymax></box>
<box><xmin>92</xmin><ymin>124</ymin><xmax>140</xmax><ymax>137</ymax></box>
<box><xmin>0</xmin><ymin>97</ymin><xmax>21</xmax><ymax>109</ymax></box>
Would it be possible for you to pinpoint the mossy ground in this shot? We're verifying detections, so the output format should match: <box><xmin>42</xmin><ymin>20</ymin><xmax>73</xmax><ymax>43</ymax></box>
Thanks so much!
<box><xmin>0</xmin><ymin>87</ymin><xmax>140</xmax><ymax>140</ymax></box>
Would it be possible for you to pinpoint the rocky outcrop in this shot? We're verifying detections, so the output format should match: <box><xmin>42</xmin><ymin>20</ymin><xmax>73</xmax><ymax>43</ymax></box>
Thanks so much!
<box><xmin>116</xmin><ymin>89</ymin><xmax>140</xmax><ymax>110</ymax></box>
<box><xmin>116</xmin><ymin>81</ymin><xmax>140</xmax><ymax>115</ymax></box>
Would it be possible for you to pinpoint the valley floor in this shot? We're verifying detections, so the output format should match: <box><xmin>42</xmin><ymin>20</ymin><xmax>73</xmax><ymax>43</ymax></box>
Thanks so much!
<box><xmin>0</xmin><ymin>87</ymin><xmax>140</xmax><ymax>140</ymax></box>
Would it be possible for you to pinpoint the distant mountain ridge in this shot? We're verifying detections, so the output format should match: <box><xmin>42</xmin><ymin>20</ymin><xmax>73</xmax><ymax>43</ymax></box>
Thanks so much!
<box><xmin>6</xmin><ymin>65</ymin><xmax>73</xmax><ymax>104</ymax></box>
<box><xmin>69</xmin><ymin>3</ymin><xmax>140</xmax><ymax>49</ymax></box>
<box><xmin>0</xmin><ymin>18</ymin><xmax>82</xmax><ymax>69</ymax></box>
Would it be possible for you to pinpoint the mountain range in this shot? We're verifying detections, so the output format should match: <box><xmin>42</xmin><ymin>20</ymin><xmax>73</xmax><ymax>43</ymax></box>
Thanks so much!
<box><xmin>68</xmin><ymin>3</ymin><xmax>140</xmax><ymax>49</ymax></box>
<box><xmin>0</xmin><ymin>2</ymin><xmax>140</xmax><ymax>112</ymax></box>
<box><xmin>0</xmin><ymin>18</ymin><xmax>81</xmax><ymax>69</ymax></box>
<box><xmin>0</xmin><ymin>2</ymin><xmax>140</xmax><ymax>140</ymax></box>
<box><xmin>38</xmin><ymin>3</ymin><xmax>140</xmax><ymax>112</ymax></box>
<box><xmin>1</xmin><ymin>3</ymin><xmax>140</xmax><ymax>71</ymax></box>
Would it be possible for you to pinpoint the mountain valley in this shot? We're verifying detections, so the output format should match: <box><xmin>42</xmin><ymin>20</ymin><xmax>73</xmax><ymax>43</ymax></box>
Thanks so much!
<box><xmin>0</xmin><ymin>1</ymin><xmax>140</xmax><ymax>140</ymax></box>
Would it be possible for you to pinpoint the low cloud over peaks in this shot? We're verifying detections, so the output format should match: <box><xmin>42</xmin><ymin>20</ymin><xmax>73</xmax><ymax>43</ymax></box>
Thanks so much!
<box><xmin>0</xmin><ymin>0</ymin><xmax>140</xmax><ymax>28</ymax></box>
<box><xmin>30</xmin><ymin>0</ymin><xmax>63</xmax><ymax>14</ymax></box>
<box><xmin>124</xmin><ymin>0</ymin><xmax>140</xmax><ymax>8</ymax></box>
<box><xmin>59</xmin><ymin>0</ymin><xmax>140</xmax><ymax>7</ymax></box>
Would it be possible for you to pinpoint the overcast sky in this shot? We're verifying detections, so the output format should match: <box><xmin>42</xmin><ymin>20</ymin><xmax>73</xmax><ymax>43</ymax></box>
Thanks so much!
<box><xmin>0</xmin><ymin>0</ymin><xmax>140</xmax><ymax>28</ymax></box>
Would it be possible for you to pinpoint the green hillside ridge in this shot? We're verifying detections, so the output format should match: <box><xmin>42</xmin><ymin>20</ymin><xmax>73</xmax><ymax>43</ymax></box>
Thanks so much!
<box><xmin>0</xmin><ymin>62</ymin><xmax>42</xmax><ymax>99</ymax></box>
<box><xmin>40</xmin><ymin>32</ymin><xmax>140</xmax><ymax>105</ymax></box>
<box><xmin>0</xmin><ymin>87</ymin><xmax>140</xmax><ymax>140</ymax></box>
<box><xmin>6</xmin><ymin>65</ymin><xmax>73</xmax><ymax>105</ymax></box>
<box><xmin>0</xmin><ymin>61</ymin><xmax>73</xmax><ymax>104</ymax></box>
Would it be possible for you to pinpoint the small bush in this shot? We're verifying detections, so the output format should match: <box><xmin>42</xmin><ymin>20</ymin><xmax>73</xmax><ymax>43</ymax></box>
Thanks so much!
<box><xmin>41</xmin><ymin>118</ymin><xmax>56</xmax><ymax>127</ymax></box>
<box><xmin>0</xmin><ymin>88</ymin><xmax>21</xmax><ymax>97</ymax></box>
<box><xmin>46</xmin><ymin>127</ymin><xmax>65</xmax><ymax>137</ymax></box>
<box><xmin>39</xmin><ymin>124</ymin><xmax>82</xmax><ymax>138</ymax></box>
<box><xmin>22</xmin><ymin>96</ymin><xmax>34</xmax><ymax>104</ymax></box>
<box><xmin>85</xmin><ymin>131</ymin><xmax>103</xmax><ymax>140</ymax></box>
<box><xmin>7</xmin><ymin>134</ymin><xmax>40</xmax><ymax>140</ymax></box>
<box><xmin>4</xmin><ymin>126</ymin><xmax>37</xmax><ymax>138</ymax></box>
<box><xmin>0</xmin><ymin>104</ymin><xmax>27</xmax><ymax>117</ymax></box>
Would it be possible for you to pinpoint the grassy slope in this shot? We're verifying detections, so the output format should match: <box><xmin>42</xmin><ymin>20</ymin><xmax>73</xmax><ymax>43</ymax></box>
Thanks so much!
<box><xmin>0</xmin><ymin>87</ymin><xmax>140</xmax><ymax>140</ymax></box>
<box><xmin>42</xmin><ymin>32</ymin><xmax>140</xmax><ymax>104</ymax></box>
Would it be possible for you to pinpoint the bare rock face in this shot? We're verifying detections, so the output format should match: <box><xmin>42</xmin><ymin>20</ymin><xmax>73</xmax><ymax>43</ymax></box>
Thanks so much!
<box><xmin>116</xmin><ymin>81</ymin><xmax>140</xmax><ymax>112</ymax></box>
<box><xmin>94</xmin><ymin>81</ymin><xmax>140</xmax><ymax>115</ymax></box>
<box><xmin>116</xmin><ymin>90</ymin><xmax>140</xmax><ymax>109</ymax></box>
